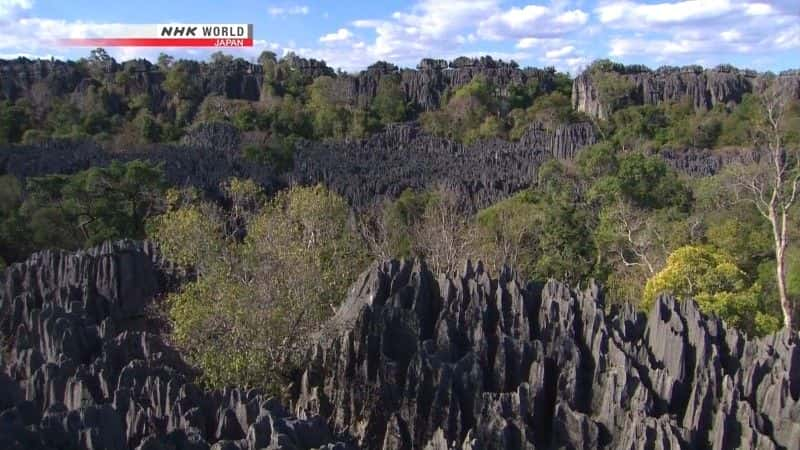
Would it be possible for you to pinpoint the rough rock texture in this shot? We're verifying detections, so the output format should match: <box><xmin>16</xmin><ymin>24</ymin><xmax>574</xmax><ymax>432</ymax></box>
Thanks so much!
<box><xmin>288</xmin><ymin>121</ymin><xmax>596</xmax><ymax>210</ymax></box>
<box><xmin>656</xmin><ymin>147</ymin><xmax>760</xmax><ymax>177</ymax></box>
<box><xmin>0</xmin><ymin>136</ymin><xmax>282</xmax><ymax>201</ymax></box>
<box><xmin>573</xmin><ymin>65</ymin><xmax>800</xmax><ymax>120</ymax></box>
<box><xmin>0</xmin><ymin>241</ymin><xmax>353</xmax><ymax>450</ymax></box>
<box><xmin>334</xmin><ymin>57</ymin><xmax>567</xmax><ymax>112</ymax></box>
<box><xmin>0</xmin><ymin>121</ymin><xmax>596</xmax><ymax>211</ymax></box>
<box><xmin>294</xmin><ymin>260</ymin><xmax>800</xmax><ymax>450</ymax></box>
<box><xmin>0</xmin><ymin>56</ymin><xmax>562</xmax><ymax>118</ymax></box>
<box><xmin>0</xmin><ymin>58</ymin><xmax>261</xmax><ymax>113</ymax></box>
<box><xmin>7</xmin><ymin>56</ymin><xmax>795</xmax><ymax>121</ymax></box>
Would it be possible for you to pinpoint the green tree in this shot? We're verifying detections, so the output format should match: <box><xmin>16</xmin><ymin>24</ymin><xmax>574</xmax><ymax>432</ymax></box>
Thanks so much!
<box><xmin>724</xmin><ymin>83</ymin><xmax>800</xmax><ymax>330</ymax></box>
<box><xmin>24</xmin><ymin>160</ymin><xmax>165</xmax><ymax>248</ymax></box>
<box><xmin>0</xmin><ymin>175</ymin><xmax>30</xmax><ymax>265</ymax></box>
<box><xmin>270</xmin><ymin>95</ymin><xmax>312</xmax><ymax>138</ymax></box>
<box><xmin>134</xmin><ymin>111</ymin><xmax>161</xmax><ymax>143</ymax></box>
<box><xmin>0</xmin><ymin>101</ymin><xmax>30</xmax><ymax>143</ymax></box>
<box><xmin>242</xmin><ymin>137</ymin><xmax>294</xmax><ymax>172</ymax></box>
<box><xmin>157</xmin><ymin>53</ymin><xmax>175</xmax><ymax>71</ymax></box>
<box><xmin>473</xmin><ymin>190</ymin><xmax>540</xmax><ymax>278</ymax></box>
<box><xmin>147</xmin><ymin>200</ymin><xmax>225</xmax><ymax>271</ymax></box>
<box><xmin>421</xmin><ymin>76</ymin><xmax>499</xmax><ymax>142</ymax></box>
<box><xmin>592</xmin><ymin>153</ymin><xmax>692</xmax><ymax>211</ymax></box>
<box><xmin>643</xmin><ymin>246</ymin><xmax>779</xmax><ymax>335</ymax></box>
<box><xmin>308</xmin><ymin>76</ymin><xmax>351</xmax><ymax>138</ymax></box>
<box><xmin>163</xmin><ymin>61</ymin><xmax>202</xmax><ymax>100</ymax></box>
<box><xmin>372</xmin><ymin>76</ymin><xmax>407</xmax><ymax>124</ymax></box>
<box><xmin>588</xmin><ymin>62</ymin><xmax>635</xmax><ymax>118</ymax></box>
<box><xmin>151</xmin><ymin>184</ymin><xmax>367</xmax><ymax>390</ymax></box>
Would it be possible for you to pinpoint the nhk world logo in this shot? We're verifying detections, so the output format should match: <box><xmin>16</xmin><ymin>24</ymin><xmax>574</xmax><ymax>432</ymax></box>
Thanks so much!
<box><xmin>59</xmin><ymin>24</ymin><xmax>253</xmax><ymax>47</ymax></box>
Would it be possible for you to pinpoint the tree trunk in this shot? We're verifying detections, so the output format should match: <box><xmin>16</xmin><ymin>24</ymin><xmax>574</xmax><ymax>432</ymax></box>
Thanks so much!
<box><xmin>775</xmin><ymin>244</ymin><xmax>792</xmax><ymax>330</ymax></box>
<box><xmin>771</xmin><ymin>207</ymin><xmax>793</xmax><ymax>330</ymax></box>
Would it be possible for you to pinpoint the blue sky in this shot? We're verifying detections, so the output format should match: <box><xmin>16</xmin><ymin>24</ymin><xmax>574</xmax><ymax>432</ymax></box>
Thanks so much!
<box><xmin>0</xmin><ymin>0</ymin><xmax>798</xmax><ymax>74</ymax></box>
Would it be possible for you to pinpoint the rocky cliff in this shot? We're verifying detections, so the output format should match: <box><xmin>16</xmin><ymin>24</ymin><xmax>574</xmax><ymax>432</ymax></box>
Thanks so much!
<box><xmin>0</xmin><ymin>121</ymin><xmax>597</xmax><ymax>211</ymax></box>
<box><xmin>294</xmin><ymin>259</ymin><xmax>800</xmax><ymax>450</ymax></box>
<box><xmin>1</xmin><ymin>243</ymin><xmax>799</xmax><ymax>449</ymax></box>
<box><xmin>656</xmin><ymin>147</ymin><xmax>761</xmax><ymax>177</ymax></box>
<box><xmin>0</xmin><ymin>240</ymin><xmax>353</xmax><ymax>450</ymax></box>
<box><xmin>289</xmin><ymin>121</ymin><xmax>596</xmax><ymax>211</ymax></box>
<box><xmin>0</xmin><ymin>55</ymin><xmax>564</xmax><ymax>116</ymax></box>
<box><xmin>573</xmin><ymin>64</ymin><xmax>800</xmax><ymax>120</ymax></box>
<box><xmin>336</xmin><ymin>57</ymin><xmax>566</xmax><ymax>111</ymax></box>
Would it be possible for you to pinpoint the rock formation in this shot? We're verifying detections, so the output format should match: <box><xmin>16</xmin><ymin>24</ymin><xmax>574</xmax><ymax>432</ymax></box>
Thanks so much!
<box><xmin>294</xmin><ymin>259</ymin><xmax>800</xmax><ymax>450</ymax></box>
<box><xmin>0</xmin><ymin>241</ymin><xmax>352</xmax><ymax>450</ymax></box>
<box><xmin>0</xmin><ymin>55</ymin><xmax>564</xmax><ymax>117</ymax></box>
<box><xmin>288</xmin><ymin>121</ymin><xmax>596</xmax><ymax>211</ymax></box>
<box><xmin>656</xmin><ymin>147</ymin><xmax>761</xmax><ymax>177</ymax></box>
<box><xmin>0</xmin><ymin>131</ymin><xmax>283</xmax><ymax>202</ymax></box>
<box><xmin>0</xmin><ymin>121</ymin><xmax>596</xmax><ymax>211</ymax></box>
<box><xmin>572</xmin><ymin>64</ymin><xmax>800</xmax><ymax>120</ymax></box>
<box><xmin>6</xmin><ymin>56</ymin><xmax>796</xmax><ymax>121</ymax></box>
<box><xmin>1</xmin><ymin>243</ymin><xmax>799</xmax><ymax>449</ymax></box>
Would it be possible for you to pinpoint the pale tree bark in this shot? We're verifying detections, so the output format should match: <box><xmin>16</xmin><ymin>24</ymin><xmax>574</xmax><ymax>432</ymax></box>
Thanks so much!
<box><xmin>731</xmin><ymin>81</ymin><xmax>799</xmax><ymax>331</ymax></box>
<box><xmin>416</xmin><ymin>186</ymin><xmax>469</xmax><ymax>275</ymax></box>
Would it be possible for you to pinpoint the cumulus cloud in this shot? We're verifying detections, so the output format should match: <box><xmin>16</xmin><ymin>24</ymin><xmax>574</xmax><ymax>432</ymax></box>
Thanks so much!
<box><xmin>0</xmin><ymin>0</ymin><xmax>796</xmax><ymax>75</ymax></box>
<box><xmin>313</xmin><ymin>0</ymin><xmax>591</xmax><ymax>71</ymax></box>
<box><xmin>597</xmin><ymin>0</ymin><xmax>800</xmax><ymax>63</ymax></box>
<box><xmin>267</xmin><ymin>5</ymin><xmax>309</xmax><ymax>17</ymax></box>
<box><xmin>0</xmin><ymin>0</ymin><xmax>32</xmax><ymax>19</ymax></box>
<box><xmin>478</xmin><ymin>5</ymin><xmax>588</xmax><ymax>40</ymax></box>
<box><xmin>319</xmin><ymin>28</ymin><xmax>353</xmax><ymax>43</ymax></box>
<box><xmin>596</xmin><ymin>0</ymin><xmax>737</xmax><ymax>28</ymax></box>
<box><xmin>545</xmin><ymin>45</ymin><xmax>575</xmax><ymax>59</ymax></box>
<box><xmin>0</xmin><ymin>14</ymin><xmax>284</xmax><ymax>63</ymax></box>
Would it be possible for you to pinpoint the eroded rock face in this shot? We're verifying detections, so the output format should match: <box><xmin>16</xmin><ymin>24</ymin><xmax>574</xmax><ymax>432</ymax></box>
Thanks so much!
<box><xmin>294</xmin><ymin>260</ymin><xmax>800</xmax><ymax>450</ymax></box>
<box><xmin>0</xmin><ymin>121</ymin><xmax>596</xmax><ymax>212</ymax></box>
<box><xmin>572</xmin><ymin>65</ymin><xmax>800</xmax><ymax>120</ymax></box>
<box><xmin>0</xmin><ymin>56</ymin><xmax>564</xmax><ymax>117</ymax></box>
<box><xmin>288</xmin><ymin>121</ymin><xmax>597</xmax><ymax>211</ymax></box>
<box><xmin>0</xmin><ymin>241</ymin><xmax>352</xmax><ymax>450</ymax></box>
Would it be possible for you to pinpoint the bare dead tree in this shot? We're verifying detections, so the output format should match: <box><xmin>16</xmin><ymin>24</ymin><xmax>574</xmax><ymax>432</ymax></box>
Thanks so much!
<box><xmin>729</xmin><ymin>81</ymin><xmax>799</xmax><ymax>331</ymax></box>
<box><xmin>607</xmin><ymin>200</ymin><xmax>659</xmax><ymax>275</ymax></box>
<box><xmin>415</xmin><ymin>185</ymin><xmax>470</xmax><ymax>275</ymax></box>
<box><xmin>355</xmin><ymin>203</ymin><xmax>393</xmax><ymax>261</ymax></box>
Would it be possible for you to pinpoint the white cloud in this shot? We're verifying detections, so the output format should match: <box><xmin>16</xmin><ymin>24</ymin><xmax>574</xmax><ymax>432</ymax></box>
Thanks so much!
<box><xmin>320</xmin><ymin>28</ymin><xmax>353</xmax><ymax>43</ymax></box>
<box><xmin>333</xmin><ymin>0</ymin><xmax>591</xmax><ymax>70</ymax></box>
<box><xmin>477</xmin><ymin>5</ymin><xmax>588</xmax><ymax>40</ymax></box>
<box><xmin>596</xmin><ymin>0</ymin><xmax>736</xmax><ymax>28</ymax></box>
<box><xmin>598</xmin><ymin>0</ymin><xmax>800</xmax><ymax>63</ymax></box>
<box><xmin>720</xmin><ymin>30</ymin><xmax>741</xmax><ymax>42</ymax></box>
<box><xmin>545</xmin><ymin>45</ymin><xmax>575</xmax><ymax>59</ymax></box>
<box><xmin>0</xmin><ymin>0</ymin><xmax>32</xmax><ymax>18</ymax></box>
<box><xmin>516</xmin><ymin>38</ymin><xmax>546</xmax><ymax>49</ymax></box>
<box><xmin>743</xmin><ymin>2</ymin><xmax>773</xmax><ymax>16</ymax></box>
<box><xmin>347</xmin><ymin>0</ymin><xmax>500</xmax><ymax>65</ymax></box>
<box><xmin>0</xmin><ymin>14</ymin><xmax>284</xmax><ymax>63</ymax></box>
<box><xmin>774</xmin><ymin>24</ymin><xmax>800</xmax><ymax>50</ymax></box>
<box><xmin>268</xmin><ymin>5</ymin><xmax>309</xmax><ymax>17</ymax></box>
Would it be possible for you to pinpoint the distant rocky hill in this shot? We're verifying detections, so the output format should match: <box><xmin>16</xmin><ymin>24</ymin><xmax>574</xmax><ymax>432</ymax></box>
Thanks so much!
<box><xmin>573</xmin><ymin>64</ymin><xmax>800</xmax><ymax>120</ymax></box>
<box><xmin>288</xmin><ymin>121</ymin><xmax>596</xmax><ymax>211</ymax></box>
<box><xmin>1</xmin><ymin>242</ymin><xmax>798</xmax><ymax>449</ymax></box>
<box><xmin>0</xmin><ymin>55</ymin><xmax>569</xmax><ymax>116</ymax></box>
<box><xmin>3</xmin><ymin>55</ymin><xmax>798</xmax><ymax>121</ymax></box>
<box><xmin>0</xmin><ymin>121</ymin><xmax>597</xmax><ymax>211</ymax></box>
<box><xmin>0</xmin><ymin>118</ymin><xmax>767</xmax><ymax>214</ymax></box>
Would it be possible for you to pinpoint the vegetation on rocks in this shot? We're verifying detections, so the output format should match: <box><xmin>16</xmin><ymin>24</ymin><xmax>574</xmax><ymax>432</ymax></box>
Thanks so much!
<box><xmin>148</xmin><ymin>183</ymin><xmax>367</xmax><ymax>389</ymax></box>
<box><xmin>0</xmin><ymin>160</ymin><xmax>164</xmax><ymax>267</ymax></box>
<box><xmin>0</xmin><ymin>52</ymin><xmax>799</xmax><ymax>403</ymax></box>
